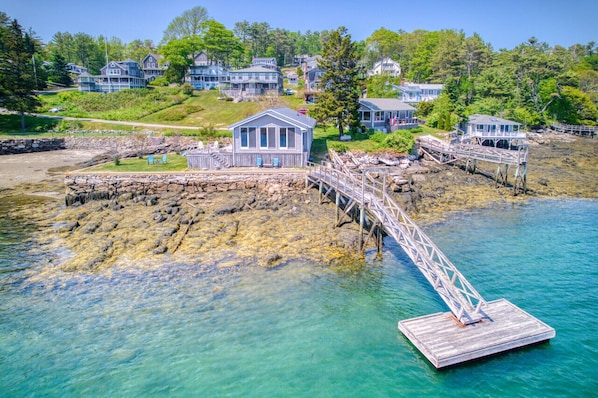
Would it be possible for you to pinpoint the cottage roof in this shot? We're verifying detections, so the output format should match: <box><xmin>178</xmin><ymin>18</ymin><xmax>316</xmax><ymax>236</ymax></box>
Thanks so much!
<box><xmin>468</xmin><ymin>114</ymin><xmax>520</xmax><ymax>126</ymax></box>
<box><xmin>228</xmin><ymin>107</ymin><xmax>316</xmax><ymax>131</ymax></box>
<box><xmin>231</xmin><ymin>66</ymin><xmax>279</xmax><ymax>73</ymax></box>
<box><xmin>359</xmin><ymin>98</ymin><xmax>415</xmax><ymax>112</ymax></box>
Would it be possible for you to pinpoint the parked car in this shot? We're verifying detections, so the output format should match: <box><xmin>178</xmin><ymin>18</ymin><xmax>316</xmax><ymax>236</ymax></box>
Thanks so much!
<box><xmin>49</xmin><ymin>107</ymin><xmax>62</xmax><ymax>113</ymax></box>
<box><xmin>284</xmin><ymin>88</ymin><xmax>294</xmax><ymax>95</ymax></box>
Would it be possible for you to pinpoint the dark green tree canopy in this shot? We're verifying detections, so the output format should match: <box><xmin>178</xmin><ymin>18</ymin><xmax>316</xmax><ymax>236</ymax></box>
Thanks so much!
<box><xmin>312</xmin><ymin>27</ymin><xmax>363</xmax><ymax>136</ymax></box>
<box><xmin>0</xmin><ymin>16</ymin><xmax>41</xmax><ymax>129</ymax></box>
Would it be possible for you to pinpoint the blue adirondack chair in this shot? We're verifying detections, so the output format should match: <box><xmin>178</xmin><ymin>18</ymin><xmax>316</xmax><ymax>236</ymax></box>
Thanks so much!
<box><xmin>162</xmin><ymin>154</ymin><xmax>167</xmax><ymax>163</ymax></box>
<box><xmin>273</xmin><ymin>158</ymin><xmax>280</xmax><ymax>168</ymax></box>
<box><xmin>256</xmin><ymin>157</ymin><xmax>263</xmax><ymax>167</ymax></box>
<box><xmin>147</xmin><ymin>155</ymin><xmax>154</xmax><ymax>164</ymax></box>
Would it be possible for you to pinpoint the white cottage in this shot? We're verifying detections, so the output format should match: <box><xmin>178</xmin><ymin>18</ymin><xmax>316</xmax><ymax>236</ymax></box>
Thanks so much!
<box><xmin>461</xmin><ymin>114</ymin><xmax>527</xmax><ymax>147</ymax></box>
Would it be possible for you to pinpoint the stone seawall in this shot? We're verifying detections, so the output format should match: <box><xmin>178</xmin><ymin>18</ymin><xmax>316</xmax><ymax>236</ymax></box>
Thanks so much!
<box><xmin>65</xmin><ymin>171</ymin><xmax>307</xmax><ymax>206</ymax></box>
<box><xmin>0</xmin><ymin>138</ymin><xmax>66</xmax><ymax>154</ymax></box>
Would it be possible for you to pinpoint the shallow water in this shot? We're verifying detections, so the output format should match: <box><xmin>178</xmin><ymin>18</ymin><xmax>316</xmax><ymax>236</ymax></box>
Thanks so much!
<box><xmin>0</xmin><ymin>198</ymin><xmax>596</xmax><ymax>397</ymax></box>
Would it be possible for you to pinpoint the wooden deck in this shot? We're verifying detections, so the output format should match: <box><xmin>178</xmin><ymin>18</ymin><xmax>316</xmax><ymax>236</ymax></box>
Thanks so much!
<box><xmin>398</xmin><ymin>299</ymin><xmax>556</xmax><ymax>369</ymax></box>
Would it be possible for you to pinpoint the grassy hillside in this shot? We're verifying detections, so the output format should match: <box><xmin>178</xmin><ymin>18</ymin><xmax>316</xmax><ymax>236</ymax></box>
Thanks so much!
<box><xmin>3</xmin><ymin>86</ymin><xmax>445</xmax><ymax>157</ymax></box>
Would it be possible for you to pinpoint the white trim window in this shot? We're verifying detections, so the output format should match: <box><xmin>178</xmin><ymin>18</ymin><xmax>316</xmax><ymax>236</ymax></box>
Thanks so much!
<box><xmin>108</xmin><ymin>68</ymin><xmax>121</xmax><ymax>75</ymax></box>
<box><xmin>279</xmin><ymin>127</ymin><xmax>296</xmax><ymax>149</ymax></box>
<box><xmin>240</xmin><ymin>127</ymin><xmax>256</xmax><ymax>148</ymax></box>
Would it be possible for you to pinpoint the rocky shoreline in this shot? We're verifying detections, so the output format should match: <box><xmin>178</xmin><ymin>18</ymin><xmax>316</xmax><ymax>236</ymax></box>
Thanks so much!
<box><xmin>2</xmin><ymin>131</ymin><xmax>596</xmax><ymax>274</ymax></box>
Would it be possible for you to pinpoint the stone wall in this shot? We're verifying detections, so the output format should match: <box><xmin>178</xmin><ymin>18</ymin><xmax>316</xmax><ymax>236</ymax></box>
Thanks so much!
<box><xmin>64</xmin><ymin>171</ymin><xmax>307</xmax><ymax>206</ymax></box>
<box><xmin>0</xmin><ymin>138</ymin><xmax>66</xmax><ymax>155</ymax></box>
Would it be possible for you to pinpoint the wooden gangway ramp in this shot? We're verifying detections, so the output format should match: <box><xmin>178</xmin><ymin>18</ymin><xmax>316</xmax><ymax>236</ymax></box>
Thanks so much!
<box><xmin>306</xmin><ymin>161</ymin><xmax>555</xmax><ymax>369</ymax></box>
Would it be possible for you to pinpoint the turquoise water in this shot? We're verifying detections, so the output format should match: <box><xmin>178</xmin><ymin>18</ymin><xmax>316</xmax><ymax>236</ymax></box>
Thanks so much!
<box><xmin>1</xmin><ymin>198</ymin><xmax>597</xmax><ymax>397</ymax></box>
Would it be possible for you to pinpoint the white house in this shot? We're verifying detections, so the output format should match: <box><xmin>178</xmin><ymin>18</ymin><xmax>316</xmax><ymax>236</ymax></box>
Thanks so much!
<box><xmin>396</xmin><ymin>83</ymin><xmax>443</xmax><ymax>103</ymax></box>
<box><xmin>223</xmin><ymin>66</ymin><xmax>283</xmax><ymax>99</ymax></box>
<box><xmin>461</xmin><ymin>114</ymin><xmax>527</xmax><ymax>147</ymax></box>
<box><xmin>368</xmin><ymin>58</ymin><xmax>401</xmax><ymax>77</ymax></box>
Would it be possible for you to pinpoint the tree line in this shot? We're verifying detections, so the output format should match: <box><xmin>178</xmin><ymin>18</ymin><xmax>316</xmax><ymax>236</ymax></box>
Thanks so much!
<box><xmin>1</xmin><ymin>6</ymin><xmax>597</xmax><ymax>131</ymax></box>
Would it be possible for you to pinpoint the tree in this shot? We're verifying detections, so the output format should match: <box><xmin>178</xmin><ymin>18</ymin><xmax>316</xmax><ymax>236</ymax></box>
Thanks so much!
<box><xmin>202</xmin><ymin>20</ymin><xmax>243</xmax><ymax>66</ymax></box>
<box><xmin>161</xmin><ymin>6</ymin><xmax>209</xmax><ymax>44</ymax></box>
<box><xmin>48</xmin><ymin>52</ymin><xmax>72</xmax><ymax>87</ymax></box>
<box><xmin>366</xmin><ymin>74</ymin><xmax>399</xmax><ymax>98</ymax></box>
<box><xmin>0</xmin><ymin>17</ymin><xmax>41</xmax><ymax>130</ymax></box>
<box><xmin>312</xmin><ymin>27</ymin><xmax>363</xmax><ymax>137</ymax></box>
<box><xmin>160</xmin><ymin>36</ymin><xmax>202</xmax><ymax>84</ymax></box>
<box><xmin>124</xmin><ymin>39</ymin><xmax>155</xmax><ymax>65</ymax></box>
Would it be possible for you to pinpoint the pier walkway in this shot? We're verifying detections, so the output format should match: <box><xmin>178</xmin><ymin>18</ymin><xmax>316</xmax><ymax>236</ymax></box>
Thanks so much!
<box><xmin>306</xmin><ymin>161</ymin><xmax>555</xmax><ymax>368</ymax></box>
<box><xmin>550</xmin><ymin>122</ymin><xmax>597</xmax><ymax>137</ymax></box>
<box><xmin>417</xmin><ymin>135</ymin><xmax>528</xmax><ymax>193</ymax></box>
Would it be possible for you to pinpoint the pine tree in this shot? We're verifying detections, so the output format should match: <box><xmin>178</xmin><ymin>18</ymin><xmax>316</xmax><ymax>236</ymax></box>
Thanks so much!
<box><xmin>0</xmin><ymin>18</ymin><xmax>40</xmax><ymax>130</ymax></box>
<box><xmin>49</xmin><ymin>52</ymin><xmax>72</xmax><ymax>87</ymax></box>
<box><xmin>311</xmin><ymin>27</ymin><xmax>363</xmax><ymax>137</ymax></box>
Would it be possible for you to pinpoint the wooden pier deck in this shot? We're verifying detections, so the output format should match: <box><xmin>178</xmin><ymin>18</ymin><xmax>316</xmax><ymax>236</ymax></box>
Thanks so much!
<box><xmin>550</xmin><ymin>122</ymin><xmax>597</xmax><ymax>137</ymax></box>
<box><xmin>399</xmin><ymin>299</ymin><xmax>555</xmax><ymax>369</ymax></box>
<box><xmin>306</xmin><ymin>161</ymin><xmax>555</xmax><ymax>368</ymax></box>
<box><xmin>417</xmin><ymin>135</ymin><xmax>528</xmax><ymax>193</ymax></box>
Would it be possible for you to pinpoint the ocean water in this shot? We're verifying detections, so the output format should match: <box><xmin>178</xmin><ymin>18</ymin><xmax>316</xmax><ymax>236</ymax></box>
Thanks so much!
<box><xmin>0</xmin><ymin>197</ymin><xmax>597</xmax><ymax>397</ymax></box>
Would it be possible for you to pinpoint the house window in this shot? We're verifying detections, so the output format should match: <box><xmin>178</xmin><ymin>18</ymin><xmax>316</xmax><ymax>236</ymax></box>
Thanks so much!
<box><xmin>374</xmin><ymin>111</ymin><xmax>384</xmax><ymax>121</ymax></box>
<box><xmin>108</xmin><ymin>69</ymin><xmax>120</xmax><ymax>75</ymax></box>
<box><xmin>362</xmin><ymin>111</ymin><xmax>371</xmax><ymax>121</ymax></box>
<box><xmin>268</xmin><ymin>127</ymin><xmax>276</xmax><ymax>149</ymax></box>
<box><xmin>279</xmin><ymin>127</ymin><xmax>296</xmax><ymax>149</ymax></box>
<box><xmin>241</xmin><ymin>127</ymin><xmax>249</xmax><ymax>148</ymax></box>
<box><xmin>260</xmin><ymin>127</ymin><xmax>268</xmax><ymax>148</ymax></box>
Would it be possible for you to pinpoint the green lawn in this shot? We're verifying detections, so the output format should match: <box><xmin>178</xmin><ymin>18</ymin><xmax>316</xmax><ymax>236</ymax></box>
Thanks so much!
<box><xmin>90</xmin><ymin>153</ymin><xmax>189</xmax><ymax>172</ymax></box>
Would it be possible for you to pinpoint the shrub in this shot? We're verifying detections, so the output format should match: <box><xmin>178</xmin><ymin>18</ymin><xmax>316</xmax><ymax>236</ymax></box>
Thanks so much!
<box><xmin>113</xmin><ymin>154</ymin><xmax>120</xmax><ymax>166</ymax></box>
<box><xmin>181</xmin><ymin>83</ymin><xmax>194</xmax><ymax>96</ymax></box>
<box><xmin>370</xmin><ymin>131</ymin><xmax>386</xmax><ymax>143</ymax></box>
<box><xmin>328</xmin><ymin>142</ymin><xmax>349</xmax><ymax>153</ymax></box>
<box><xmin>383</xmin><ymin>130</ymin><xmax>415</xmax><ymax>154</ymax></box>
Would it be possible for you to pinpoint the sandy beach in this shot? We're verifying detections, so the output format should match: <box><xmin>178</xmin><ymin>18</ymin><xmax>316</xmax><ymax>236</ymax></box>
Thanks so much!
<box><xmin>0</xmin><ymin>149</ymin><xmax>105</xmax><ymax>189</ymax></box>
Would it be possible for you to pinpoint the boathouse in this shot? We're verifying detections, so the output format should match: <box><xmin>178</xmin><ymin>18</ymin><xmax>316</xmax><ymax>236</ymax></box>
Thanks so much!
<box><xmin>186</xmin><ymin>107</ymin><xmax>316</xmax><ymax>169</ymax></box>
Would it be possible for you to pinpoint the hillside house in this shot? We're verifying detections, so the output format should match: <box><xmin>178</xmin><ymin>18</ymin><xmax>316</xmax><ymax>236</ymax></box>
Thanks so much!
<box><xmin>251</xmin><ymin>57</ymin><xmax>278</xmax><ymax>70</ymax></box>
<box><xmin>142</xmin><ymin>53</ymin><xmax>166</xmax><ymax>81</ymax></box>
<box><xmin>187</xmin><ymin>64</ymin><xmax>229</xmax><ymax>90</ymax></box>
<box><xmin>222</xmin><ymin>66</ymin><xmax>283</xmax><ymax>100</ymax></box>
<box><xmin>396</xmin><ymin>83</ymin><xmax>443</xmax><ymax>103</ymax></box>
<box><xmin>368</xmin><ymin>58</ymin><xmax>401</xmax><ymax>77</ymax></box>
<box><xmin>359</xmin><ymin>98</ymin><xmax>417</xmax><ymax>132</ymax></box>
<box><xmin>77</xmin><ymin>59</ymin><xmax>146</xmax><ymax>92</ymax></box>
<box><xmin>186</xmin><ymin>107</ymin><xmax>315</xmax><ymax>169</ymax></box>
<box><xmin>67</xmin><ymin>63</ymin><xmax>87</xmax><ymax>75</ymax></box>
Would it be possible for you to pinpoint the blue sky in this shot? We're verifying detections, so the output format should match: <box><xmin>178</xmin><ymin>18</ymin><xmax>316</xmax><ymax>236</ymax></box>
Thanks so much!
<box><xmin>2</xmin><ymin>0</ymin><xmax>596</xmax><ymax>50</ymax></box>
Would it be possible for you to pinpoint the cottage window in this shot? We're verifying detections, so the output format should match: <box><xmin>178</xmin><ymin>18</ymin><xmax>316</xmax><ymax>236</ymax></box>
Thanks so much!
<box><xmin>476</xmin><ymin>124</ymin><xmax>484</xmax><ymax>132</ymax></box>
<box><xmin>374</xmin><ymin>111</ymin><xmax>384</xmax><ymax>121</ymax></box>
<box><xmin>279</xmin><ymin>127</ymin><xmax>296</xmax><ymax>149</ymax></box>
<box><xmin>260</xmin><ymin>127</ymin><xmax>268</xmax><ymax>148</ymax></box>
<box><xmin>268</xmin><ymin>127</ymin><xmax>276</xmax><ymax>149</ymax></box>
<box><xmin>241</xmin><ymin>127</ymin><xmax>249</xmax><ymax>148</ymax></box>
<box><xmin>513</xmin><ymin>125</ymin><xmax>519</xmax><ymax>132</ymax></box>
<box><xmin>362</xmin><ymin>111</ymin><xmax>371</xmax><ymax>121</ymax></box>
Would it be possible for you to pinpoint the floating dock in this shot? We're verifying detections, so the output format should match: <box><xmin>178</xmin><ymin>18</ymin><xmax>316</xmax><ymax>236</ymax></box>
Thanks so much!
<box><xmin>398</xmin><ymin>299</ymin><xmax>556</xmax><ymax>369</ymax></box>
